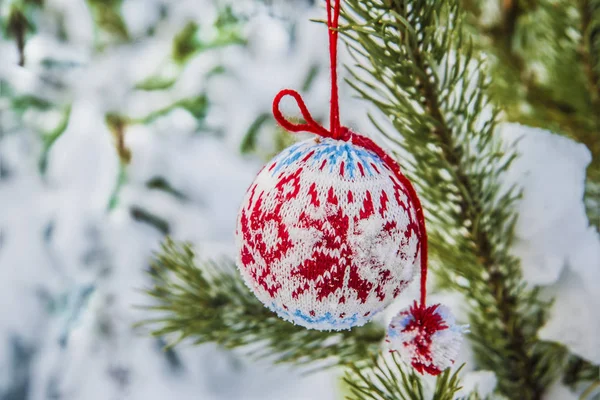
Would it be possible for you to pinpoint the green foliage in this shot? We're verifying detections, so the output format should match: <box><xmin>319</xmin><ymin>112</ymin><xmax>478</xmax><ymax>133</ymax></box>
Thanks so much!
<box><xmin>146</xmin><ymin>177</ymin><xmax>188</xmax><ymax>200</ymax></box>
<box><xmin>4</xmin><ymin>6</ymin><xmax>29</xmax><ymax>40</ymax></box>
<box><xmin>105</xmin><ymin>112</ymin><xmax>130</xmax><ymax>210</ymax></box>
<box><xmin>136</xmin><ymin>8</ymin><xmax>245</xmax><ymax>92</ymax></box>
<box><xmin>172</xmin><ymin>8</ymin><xmax>245</xmax><ymax>65</ymax></box>
<box><xmin>240</xmin><ymin>113</ymin><xmax>271</xmax><ymax>154</ymax></box>
<box><xmin>211</xmin><ymin>6</ymin><xmax>246</xmax><ymax>48</ymax></box>
<box><xmin>302</xmin><ymin>64</ymin><xmax>321</xmax><ymax>91</ymax></box>
<box><xmin>139</xmin><ymin>239</ymin><xmax>385</xmax><ymax>368</ymax></box>
<box><xmin>240</xmin><ymin>119</ymin><xmax>298</xmax><ymax>161</ymax></box>
<box><xmin>239</xmin><ymin>61</ymin><xmax>323</xmax><ymax>160</ymax></box>
<box><xmin>2</xmin><ymin>0</ymin><xmax>44</xmax><ymax>65</ymax></box>
<box><xmin>97</xmin><ymin>5</ymin><xmax>245</xmax><ymax>210</ymax></box>
<box><xmin>130</xmin><ymin>206</ymin><xmax>170</xmax><ymax>234</ymax></box>
<box><xmin>134</xmin><ymin>76</ymin><xmax>178</xmax><ymax>91</ymax></box>
<box><xmin>113</xmin><ymin>94</ymin><xmax>210</xmax><ymax>127</ymax></box>
<box><xmin>176</xmin><ymin>95</ymin><xmax>209</xmax><ymax>121</ymax></box>
<box><xmin>11</xmin><ymin>94</ymin><xmax>53</xmax><ymax>111</ymax></box>
<box><xmin>344</xmin><ymin>355</ymin><xmax>465</xmax><ymax>400</ymax></box>
<box><xmin>173</xmin><ymin>22</ymin><xmax>201</xmax><ymax>64</ymax></box>
<box><xmin>103</xmin><ymin>92</ymin><xmax>209</xmax><ymax>209</ymax></box>
<box><xmin>107</xmin><ymin>162</ymin><xmax>127</xmax><ymax>211</ymax></box>
<box><xmin>563</xmin><ymin>355</ymin><xmax>600</xmax><ymax>392</ymax></box>
<box><xmin>272</xmin><ymin>127</ymin><xmax>297</xmax><ymax>158</ymax></box>
<box><xmin>340</xmin><ymin>0</ymin><xmax>566</xmax><ymax>398</ymax></box>
<box><xmin>137</xmin><ymin>237</ymin><xmax>476</xmax><ymax>398</ymax></box>
<box><xmin>39</xmin><ymin>106</ymin><xmax>71</xmax><ymax>173</ymax></box>
<box><xmin>103</xmin><ymin>92</ymin><xmax>209</xmax><ymax>155</ymax></box>
<box><xmin>86</xmin><ymin>0</ymin><xmax>129</xmax><ymax>44</ymax></box>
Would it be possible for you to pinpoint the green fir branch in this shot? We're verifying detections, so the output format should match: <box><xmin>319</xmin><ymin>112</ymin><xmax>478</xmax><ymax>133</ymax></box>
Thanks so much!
<box><xmin>563</xmin><ymin>355</ymin><xmax>600</xmax><ymax>392</ymax></box>
<box><xmin>141</xmin><ymin>238</ymin><xmax>464</xmax><ymax>400</ymax></box>
<box><xmin>344</xmin><ymin>354</ymin><xmax>466</xmax><ymax>400</ymax></box>
<box><xmin>340</xmin><ymin>1</ymin><xmax>565</xmax><ymax>398</ymax></box>
<box><xmin>139</xmin><ymin>239</ymin><xmax>385</xmax><ymax>368</ymax></box>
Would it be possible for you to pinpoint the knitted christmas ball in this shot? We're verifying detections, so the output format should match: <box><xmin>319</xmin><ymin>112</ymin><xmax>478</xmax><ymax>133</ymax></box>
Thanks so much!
<box><xmin>235</xmin><ymin>136</ymin><xmax>421</xmax><ymax>330</ymax></box>
<box><xmin>386</xmin><ymin>302</ymin><xmax>466</xmax><ymax>375</ymax></box>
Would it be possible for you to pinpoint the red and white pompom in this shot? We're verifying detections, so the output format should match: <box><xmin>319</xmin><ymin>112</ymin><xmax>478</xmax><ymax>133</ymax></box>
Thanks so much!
<box><xmin>235</xmin><ymin>136</ymin><xmax>421</xmax><ymax>330</ymax></box>
<box><xmin>386</xmin><ymin>302</ymin><xmax>467</xmax><ymax>375</ymax></box>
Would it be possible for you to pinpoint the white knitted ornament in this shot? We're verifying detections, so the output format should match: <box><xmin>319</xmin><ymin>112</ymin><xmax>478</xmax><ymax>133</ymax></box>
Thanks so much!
<box><xmin>235</xmin><ymin>137</ymin><xmax>421</xmax><ymax>330</ymax></box>
<box><xmin>235</xmin><ymin>0</ymin><xmax>464</xmax><ymax>373</ymax></box>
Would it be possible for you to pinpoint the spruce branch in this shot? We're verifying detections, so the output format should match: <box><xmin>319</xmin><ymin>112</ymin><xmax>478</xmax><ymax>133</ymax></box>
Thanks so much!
<box><xmin>563</xmin><ymin>355</ymin><xmax>600</xmax><ymax>394</ymax></box>
<box><xmin>344</xmin><ymin>354</ymin><xmax>466</xmax><ymax>400</ymax></box>
<box><xmin>340</xmin><ymin>1</ymin><xmax>565</xmax><ymax>398</ymax></box>
<box><xmin>139</xmin><ymin>239</ymin><xmax>385</xmax><ymax>368</ymax></box>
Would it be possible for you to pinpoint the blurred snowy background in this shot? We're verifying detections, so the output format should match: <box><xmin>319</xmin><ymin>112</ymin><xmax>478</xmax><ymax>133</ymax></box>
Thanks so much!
<box><xmin>0</xmin><ymin>0</ymin><xmax>598</xmax><ymax>399</ymax></box>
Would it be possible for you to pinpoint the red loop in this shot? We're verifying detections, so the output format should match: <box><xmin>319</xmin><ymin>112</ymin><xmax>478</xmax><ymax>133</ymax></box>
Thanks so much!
<box><xmin>272</xmin><ymin>89</ymin><xmax>331</xmax><ymax>137</ymax></box>
<box><xmin>327</xmin><ymin>0</ymin><xmax>341</xmax><ymax>139</ymax></box>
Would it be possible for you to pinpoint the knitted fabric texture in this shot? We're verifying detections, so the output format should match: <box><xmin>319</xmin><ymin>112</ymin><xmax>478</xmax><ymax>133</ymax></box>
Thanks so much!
<box><xmin>386</xmin><ymin>302</ymin><xmax>467</xmax><ymax>375</ymax></box>
<box><xmin>235</xmin><ymin>136</ymin><xmax>421</xmax><ymax>330</ymax></box>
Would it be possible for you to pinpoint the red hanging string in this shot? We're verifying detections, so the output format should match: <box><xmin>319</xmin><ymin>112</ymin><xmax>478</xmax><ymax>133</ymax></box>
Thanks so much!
<box><xmin>272</xmin><ymin>0</ymin><xmax>341</xmax><ymax>138</ymax></box>
<box><xmin>271</xmin><ymin>0</ymin><xmax>429</xmax><ymax>309</ymax></box>
<box><xmin>327</xmin><ymin>0</ymin><xmax>341</xmax><ymax>138</ymax></box>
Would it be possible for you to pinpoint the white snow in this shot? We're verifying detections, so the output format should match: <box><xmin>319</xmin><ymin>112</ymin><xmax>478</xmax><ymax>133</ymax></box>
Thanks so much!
<box><xmin>499</xmin><ymin>123</ymin><xmax>600</xmax><ymax>364</ymax></box>
<box><xmin>499</xmin><ymin>123</ymin><xmax>593</xmax><ymax>285</ymax></box>
<box><xmin>454</xmin><ymin>370</ymin><xmax>498</xmax><ymax>399</ymax></box>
